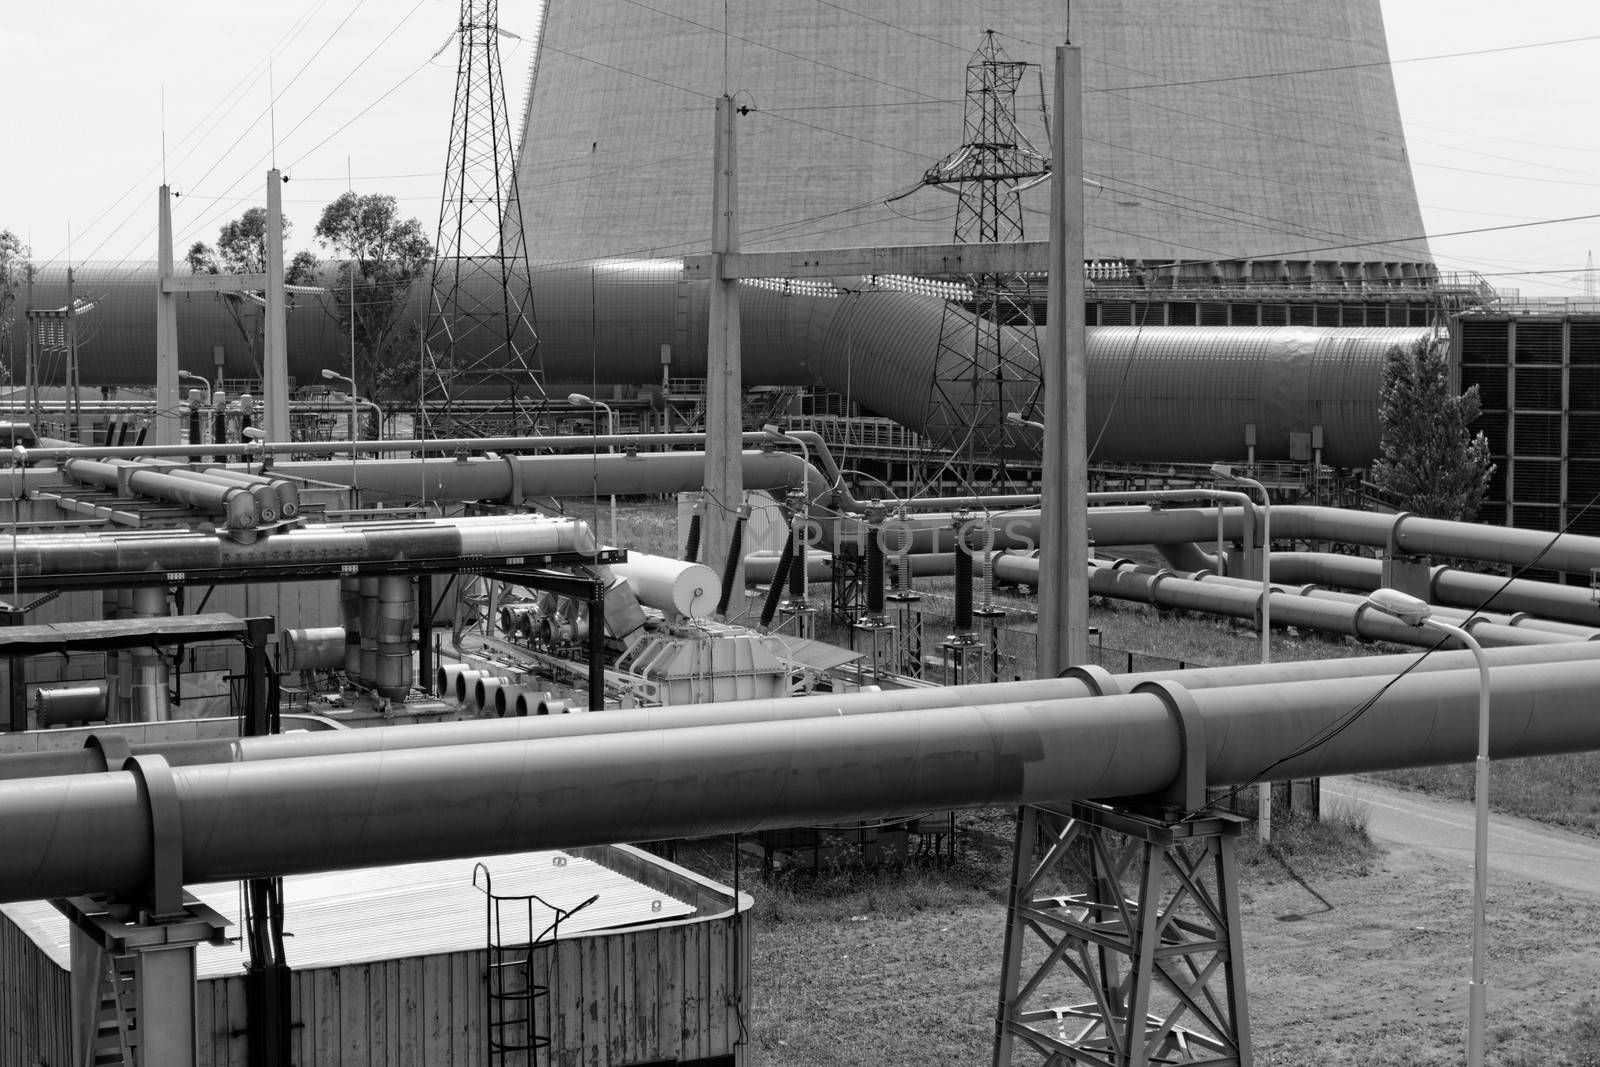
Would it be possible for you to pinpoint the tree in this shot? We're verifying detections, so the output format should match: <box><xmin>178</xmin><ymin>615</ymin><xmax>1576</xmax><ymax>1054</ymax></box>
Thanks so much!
<box><xmin>0</xmin><ymin>231</ymin><xmax>31</xmax><ymax>387</ymax></box>
<box><xmin>313</xmin><ymin>192</ymin><xmax>433</xmax><ymax>407</ymax></box>
<box><xmin>187</xmin><ymin>209</ymin><xmax>318</xmax><ymax>384</ymax></box>
<box><xmin>1371</xmin><ymin>335</ymin><xmax>1495</xmax><ymax>521</ymax></box>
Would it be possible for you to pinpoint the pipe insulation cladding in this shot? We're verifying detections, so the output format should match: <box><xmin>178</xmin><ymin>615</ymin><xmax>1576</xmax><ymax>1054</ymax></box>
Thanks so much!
<box><xmin>7</xmin><ymin>658</ymin><xmax>1600</xmax><ymax>903</ymax></box>
<box><xmin>14</xmin><ymin>259</ymin><xmax>1431</xmax><ymax>465</ymax></box>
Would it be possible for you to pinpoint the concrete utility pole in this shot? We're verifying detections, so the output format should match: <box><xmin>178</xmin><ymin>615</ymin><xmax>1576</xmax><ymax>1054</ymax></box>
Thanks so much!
<box><xmin>154</xmin><ymin>186</ymin><xmax>181</xmax><ymax>446</ymax></box>
<box><xmin>263</xmin><ymin>169</ymin><xmax>289</xmax><ymax>443</ymax></box>
<box><xmin>703</xmin><ymin>96</ymin><xmax>745</xmax><ymax>614</ymax></box>
<box><xmin>158</xmin><ymin>173</ymin><xmax>293</xmax><ymax>445</ymax></box>
<box><xmin>1035</xmin><ymin>44</ymin><xmax>1089</xmax><ymax>676</ymax></box>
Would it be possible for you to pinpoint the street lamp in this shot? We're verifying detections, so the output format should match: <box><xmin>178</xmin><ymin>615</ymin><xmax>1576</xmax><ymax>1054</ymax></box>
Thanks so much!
<box><xmin>321</xmin><ymin>369</ymin><xmax>363</xmax><ymax>443</ymax></box>
<box><xmin>568</xmin><ymin>393</ymin><xmax>617</xmax><ymax>546</ymax></box>
<box><xmin>763</xmin><ymin>423</ymin><xmax>811</xmax><ymax>635</ymax></box>
<box><xmin>1213</xmin><ymin>463</ymin><xmax>1273</xmax><ymax>841</ymax></box>
<box><xmin>178</xmin><ymin>370</ymin><xmax>211</xmax><ymax>401</ymax></box>
<box><xmin>1365</xmin><ymin>586</ymin><xmax>1491</xmax><ymax>1067</ymax></box>
<box><xmin>1004</xmin><ymin>411</ymin><xmax>1045</xmax><ymax>433</ymax></box>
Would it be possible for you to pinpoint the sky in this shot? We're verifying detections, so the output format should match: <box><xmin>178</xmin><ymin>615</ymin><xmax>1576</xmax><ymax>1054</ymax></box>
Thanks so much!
<box><xmin>3</xmin><ymin>0</ymin><xmax>1598</xmax><ymax>300</ymax></box>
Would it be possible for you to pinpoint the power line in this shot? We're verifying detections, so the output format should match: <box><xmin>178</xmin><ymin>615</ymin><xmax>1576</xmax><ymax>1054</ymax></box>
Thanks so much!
<box><xmin>1097</xmin><ymin>33</ymin><xmax>1600</xmax><ymax>93</ymax></box>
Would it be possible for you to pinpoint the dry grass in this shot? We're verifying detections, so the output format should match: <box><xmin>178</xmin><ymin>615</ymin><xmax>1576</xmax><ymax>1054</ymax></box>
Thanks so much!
<box><xmin>1371</xmin><ymin>754</ymin><xmax>1600</xmax><ymax>837</ymax></box>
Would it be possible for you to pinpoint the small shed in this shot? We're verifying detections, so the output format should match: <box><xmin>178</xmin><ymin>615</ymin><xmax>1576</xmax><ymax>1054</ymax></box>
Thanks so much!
<box><xmin>1</xmin><ymin>845</ymin><xmax>750</xmax><ymax>1066</ymax></box>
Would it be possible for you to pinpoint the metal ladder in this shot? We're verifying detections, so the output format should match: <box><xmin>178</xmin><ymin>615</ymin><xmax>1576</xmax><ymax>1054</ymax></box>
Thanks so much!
<box><xmin>89</xmin><ymin>952</ymin><xmax>138</xmax><ymax>1066</ymax></box>
<box><xmin>473</xmin><ymin>862</ymin><xmax>598</xmax><ymax>1065</ymax></box>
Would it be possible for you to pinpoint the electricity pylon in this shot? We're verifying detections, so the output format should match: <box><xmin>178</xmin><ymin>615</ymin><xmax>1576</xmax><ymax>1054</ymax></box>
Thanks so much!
<box><xmin>423</xmin><ymin>0</ymin><xmax>544</xmax><ymax>438</ymax></box>
<box><xmin>921</xmin><ymin>31</ymin><xmax>1048</xmax><ymax>475</ymax></box>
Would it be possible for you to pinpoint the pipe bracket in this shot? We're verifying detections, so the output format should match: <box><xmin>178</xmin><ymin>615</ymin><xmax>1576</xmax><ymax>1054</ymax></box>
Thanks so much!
<box><xmin>84</xmin><ymin>733</ymin><xmax>133</xmax><ymax>773</ymax></box>
<box><xmin>1059</xmin><ymin>663</ymin><xmax>1123</xmax><ymax>696</ymax></box>
<box><xmin>1129</xmin><ymin>680</ymin><xmax>1207</xmax><ymax>812</ymax></box>
<box><xmin>502</xmin><ymin>454</ymin><xmax>524</xmax><ymax>508</ymax></box>
<box><xmin>126</xmin><ymin>754</ymin><xmax>185</xmax><ymax>920</ymax></box>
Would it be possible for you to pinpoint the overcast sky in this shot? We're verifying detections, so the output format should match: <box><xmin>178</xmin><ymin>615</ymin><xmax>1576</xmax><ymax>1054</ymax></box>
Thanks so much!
<box><xmin>4</xmin><ymin>1</ymin><xmax>1597</xmax><ymax>300</ymax></box>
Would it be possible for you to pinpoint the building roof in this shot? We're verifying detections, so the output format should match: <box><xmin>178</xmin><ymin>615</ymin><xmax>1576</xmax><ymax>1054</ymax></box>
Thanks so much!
<box><xmin>4</xmin><ymin>849</ymin><xmax>695</xmax><ymax>979</ymax></box>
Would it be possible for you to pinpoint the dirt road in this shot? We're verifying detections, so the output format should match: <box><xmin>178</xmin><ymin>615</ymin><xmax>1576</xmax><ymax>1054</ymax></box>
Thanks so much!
<box><xmin>1325</xmin><ymin>776</ymin><xmax>1600</xmax><ymax>897</ymax></box>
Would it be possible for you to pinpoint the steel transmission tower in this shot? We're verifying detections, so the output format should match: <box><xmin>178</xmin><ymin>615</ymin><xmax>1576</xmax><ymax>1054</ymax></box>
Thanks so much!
<box><xmin>922</xmin><ymin>31</ymin><xmax>1047</xmax><ymax>470</ymax></box>
<box><xmin>423</xmin><ymin>0</ymin><xmax>544</xmax><ymax>437</ymax></box>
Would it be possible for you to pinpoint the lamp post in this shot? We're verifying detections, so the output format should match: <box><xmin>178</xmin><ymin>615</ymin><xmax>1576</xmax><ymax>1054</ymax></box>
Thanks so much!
<box><xmin>568</xmin><ymin>393</ymin><xmax>617</xmax><ymax>546</ymax></box>
<box><xmin>1213</xmin><ymin>463</ymin><xmax>1272</xmax><ymax>841</ymax></box>
<box><xmin>763</xmin><ymin>424</ymin><xmax>811</xmax><ymax>634</ymax></box>
<box><xmin>1365</xmin><ymin>586</ymin><xmax>1491</xmax><ymax>1067</ymax></box>
<box><xmin>321</xmin><ymin>369</ymin><xmax>362</xmax><ymax>444</ymax></box>
<box><xmin>178</xmin><ymin>370</ymin><xmax>211</xmax><ymax>400</ymax></box>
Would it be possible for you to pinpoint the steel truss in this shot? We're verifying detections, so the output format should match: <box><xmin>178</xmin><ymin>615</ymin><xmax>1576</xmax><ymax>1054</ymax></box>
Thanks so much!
<box><xmin>922</xmin><ymin>31</ymin><xmax>1046</xmax><ymax>476</ymax></box>
<box><xmin>993</xmin><ymin>802</ymin><xmax>1252</xmax><ymax>1067</ymax></box>
<box><xmin>424</xmin><ymin>0</ymin><xmax>546</xmax><ymax>438</ymax></box>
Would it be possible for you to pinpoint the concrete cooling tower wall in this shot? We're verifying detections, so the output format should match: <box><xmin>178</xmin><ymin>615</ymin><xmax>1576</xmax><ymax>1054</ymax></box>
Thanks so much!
<box><xmin>514</xmin><ymin>0</ymin><xmax>1432</xmax><ymax>284</ymax></box>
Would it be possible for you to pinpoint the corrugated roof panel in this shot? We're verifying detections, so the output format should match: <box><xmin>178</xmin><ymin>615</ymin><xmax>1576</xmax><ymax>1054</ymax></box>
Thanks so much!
<box><xmin>4</xmin><ymin>849</ymin><xmax>694</xmax><ymax>979</ymax></box>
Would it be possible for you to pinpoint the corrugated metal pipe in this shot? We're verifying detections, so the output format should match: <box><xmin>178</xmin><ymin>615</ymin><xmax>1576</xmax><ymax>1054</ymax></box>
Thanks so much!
<box><xmin>358</xmin><ymin>577</ymin><xmax>380</xmax><ymax>688</ymax></box>
<box><xmin>339</xmin><ymin>578</ymin><xmax>362</xmax><ymax>679</ymax></box>
<box><xmin>11</xmin><ymin>657</ymin><xmax>1600</xmax><ymax>903</ymax></box>
<box><xmin>19</xmin><ymin>259</ymin><xmax>1433</xmax><ymax>466</ymax></box>
<box><xmin>375</xmin><ymin>576</ymin><xmax>414</xmax><ymax>698</ymax></box>
<box><xmin>35</xmin><ymin>683</ymin><xmax>110</xmax><ymax>727</ymax></box>
<box><xmin>279</xmin><ymin>628</ymin><xmax>347</xmax><ymax>673</ymax></box>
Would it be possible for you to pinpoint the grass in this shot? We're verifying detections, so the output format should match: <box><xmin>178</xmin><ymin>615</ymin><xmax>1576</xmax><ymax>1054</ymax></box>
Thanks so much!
<box><xmin>1235</xmin><ymin>793</ymin><xmax>1379</xmax><ymax>880</ymax></box>
<box><xmin>1371</xmin><ymin>753</ymin><xmax>1600</xmax><ymax>837</ymax></box>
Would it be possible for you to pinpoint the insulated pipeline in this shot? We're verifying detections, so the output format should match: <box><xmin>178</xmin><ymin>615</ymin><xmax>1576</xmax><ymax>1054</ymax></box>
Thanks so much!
<box><xmin>4</xmin><ymin>643</ymin><xmax>1600</xmax><ymax>785</ymax></box>
<box><xmin>15</xmin><ymin>259</ymin><xmax>1429</xmax><ymax>466</ymax></box>
<box><xmin>7</xmin><ymin>658</ymin><xmax>1600</xmax><ymax>903</ymax></box>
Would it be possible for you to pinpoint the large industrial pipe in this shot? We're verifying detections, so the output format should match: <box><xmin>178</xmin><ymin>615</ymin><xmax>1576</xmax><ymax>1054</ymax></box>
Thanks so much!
<box><xmin>1268</xmin><ymin>551</ymin><xmax>1600</xmax><ymax>628</ymax></box>
<box><xmin>15</xmin><ymin>259</ymin><xmax>1429</xmax><ymax>466</ymax></box>
<box><xmin>6</xmin><ymin>658</ymin><xmax>1600</xmax><ymax>903</ymax></box>
<box><xmin>279</xmin><ymin>628</ymin><xmax>347</xmax><ymax>673</ymax></box>
<box><xmin>0</xmin><ymin>514</ymin><xmax>598</xmax><ymax>591</ymax></box>
<box><xmin>34</xmin><ymin>683</ymin><xmax>110</xmax><ymax>727</ymax></box>
<box><xmin>6</xmin><ymin>642</ymin><xmax>1600</xmax><ymax>785</ymax></box>
<box><xmin>610</xmin><ymin>553</ymin><xmax>719</xmax><ymax>619</ymax></box>
<box><xmin>61</xmin><ymin>457</ymin><xmax>260</xmax><ymax>530</ymax></box>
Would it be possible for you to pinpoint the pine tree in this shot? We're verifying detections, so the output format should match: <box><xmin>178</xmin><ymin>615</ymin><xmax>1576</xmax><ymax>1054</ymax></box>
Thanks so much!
<box><xmin>1371</xmin><ymin>336</ymin><xmax>1495</xmax><ymax>520</ymax></box>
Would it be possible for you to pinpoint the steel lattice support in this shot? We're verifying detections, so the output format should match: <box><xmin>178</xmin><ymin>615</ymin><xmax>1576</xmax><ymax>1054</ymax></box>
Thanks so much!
<box><xmin>923</xmin><ymin>31</ymin><xmax>1046</xmax><ymax>470</ymax></box>
<box><xmin>424</xmin><ymin>0</ymin><xmax>545</xmax><ymax>438</ymax></box>
<box><xmin>993</xmin><ymin>802</ymin><xmax>1253</xmax><ymax>1067</ymax></box>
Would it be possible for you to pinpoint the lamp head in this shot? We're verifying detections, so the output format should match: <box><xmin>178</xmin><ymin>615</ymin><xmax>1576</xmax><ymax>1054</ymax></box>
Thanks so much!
<box><xmin>567</xmin><ymin>392</ymin><xmax>593</xmax><ymax>406</ymax></box>
<box><xmin>241</xmin><ymin>427</ymin><xmax>267</xmax><ymax>442</ymax></box>
<box><xmin>320</xmin><ymin>369</ymin><xmax>338</xmax><ymax>381</ymax></box>
<box><xmin>761</xmin><ymin>424</ymin><xmax>783</xmax><ymax>438</ymax></box>
<box><xmin>1210</xmin><ymin>462</ymin><xmax>1235</xmax><ymax>480</ymax></box>
<box><xmin>1365</xmin><ymin>587</ymin><xmax>1433</xmax><ymax>627</ymax></box>
<box><xmin>1004</xmin><ymin>412</ymin><xmax>1027</xmax><ymax>427</ymax></box>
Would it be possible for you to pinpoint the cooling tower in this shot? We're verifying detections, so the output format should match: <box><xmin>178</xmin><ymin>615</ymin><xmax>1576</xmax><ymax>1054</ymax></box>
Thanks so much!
<box><xmin>514</xmin><ymin>1</ymin><xmax>1432</xmax><ymax>285</ymax></box>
